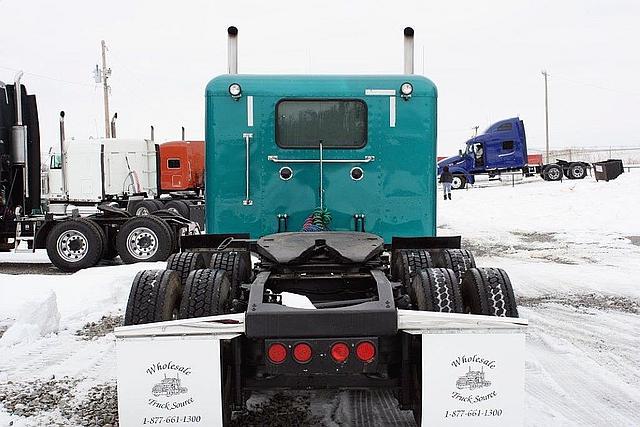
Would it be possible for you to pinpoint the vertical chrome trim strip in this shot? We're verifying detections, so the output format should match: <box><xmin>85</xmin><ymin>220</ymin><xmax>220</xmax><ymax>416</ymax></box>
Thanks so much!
<box><xmin>247</xmin><ymin>95</ymin><xmax>254</xmax><ymax>127</ymax></box>
<box><xmin>390</xmin><ymin>96</ymin><xmax>396</xmax><ymax>128</ymax></box>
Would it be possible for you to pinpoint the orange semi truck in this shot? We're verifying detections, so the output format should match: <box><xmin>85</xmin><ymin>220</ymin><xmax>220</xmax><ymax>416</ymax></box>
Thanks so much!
<box><xmin>159</xmin><ymin>140</ymin><xmax>205</xmax><ymax>192</ymax></box>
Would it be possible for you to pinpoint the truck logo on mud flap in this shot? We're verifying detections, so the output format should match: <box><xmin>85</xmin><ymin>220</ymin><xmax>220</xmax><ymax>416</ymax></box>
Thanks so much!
<box><xmin>450</xmin><ymin>354</ymin><xmax>498</xmax><ymax>404</ymax></box>
<box><xmin>456</xmin><ymin>366</ymin><xmax>492</xmax><ymax>390</ymax></box>
<box><xmin>145</xmin><ymin>361</ymin><xmax>195</xmax><ymax>410</ymax></box>
<box><xmin>152</xmin><ymin>374</ymin><xmax>189</xmax><ymax>397</ymax></box>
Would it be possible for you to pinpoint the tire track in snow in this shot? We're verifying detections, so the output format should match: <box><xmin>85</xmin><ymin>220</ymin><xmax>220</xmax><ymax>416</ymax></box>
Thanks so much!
<box><xmin>522</xmin><ymin>306</ymin><xmax>640</xmax><ymax>426</ymax></box>
<box><xmin>333</xmin><ymin>390</ymin><xmax>414</xmax><ymax>426</ymax></box>
<box><xmin>0</xmin><ymin>332</ymin><xmax>116</xmax><ymax>382</ymax></box>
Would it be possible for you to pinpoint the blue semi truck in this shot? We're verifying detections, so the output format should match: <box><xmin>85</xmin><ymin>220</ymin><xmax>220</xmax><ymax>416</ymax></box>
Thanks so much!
<box><xmin>123</xmin><ymin>27</ymin><xmax>520</xmax><ymax>425</ymax></box>
<box><xmin>437</xmin><ymin>117</ymin><xmax>591</xmax><ymax>189</ymax></box>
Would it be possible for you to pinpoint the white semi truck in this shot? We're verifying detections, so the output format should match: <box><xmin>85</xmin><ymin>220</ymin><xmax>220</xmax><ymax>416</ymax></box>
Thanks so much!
<box><xmin>45</xmin><ymin>137</ymin><xmax>158</xmax><ymax>214</ymax></box>
<box><xmin>1</xmin><ymin>77</ymin><xmax>199</xmax><ymax>271</ymax></box>
<box><xmin>43</xmin><ymin>112</ymin><xmax>204</xmax><ymax>222</ymax></box>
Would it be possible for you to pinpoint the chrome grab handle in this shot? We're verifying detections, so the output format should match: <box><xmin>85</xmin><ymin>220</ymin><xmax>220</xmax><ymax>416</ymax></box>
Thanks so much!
<box><xmin>267</xmin><ymin>155</ymin><xmax>375</xmax><ymax>164</ymax></box>
<box><xmin>319</xmin><ymin>142</ymin><xmax>324</xmax><ymax>209</ymax></box>
<box><xmin>243</xmin><ymin>133</ymin><xmax>253</xmax><ymax>206</ymax></box>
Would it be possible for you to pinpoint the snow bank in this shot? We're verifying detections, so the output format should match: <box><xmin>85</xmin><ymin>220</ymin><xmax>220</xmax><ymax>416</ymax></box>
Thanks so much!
<box><xmin>0</xmin><ymin>291</ymin><xmax>60</xmax><ymax>347</ymax></box>
<box><xmin>0</xmin><ymin>262</ymin><xmax>165</xmax><ymax>330</ymax></box>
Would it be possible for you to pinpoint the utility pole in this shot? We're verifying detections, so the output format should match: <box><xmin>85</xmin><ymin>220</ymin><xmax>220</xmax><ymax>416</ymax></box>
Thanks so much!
<box><xmin>95</xmin><ymin>40</ymin><xmax>112</xmax><ymax>138</ymax></box>
<box><xmin>542</xmin><ymin>70</ymin><xmax>550</xmax><ymax>163</ymax></box>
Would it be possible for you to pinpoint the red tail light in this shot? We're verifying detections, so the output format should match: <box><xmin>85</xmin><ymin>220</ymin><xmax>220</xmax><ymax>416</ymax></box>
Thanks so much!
<box><xmin>293</xmin><ymin>343</ymin><xmax>313</xmax><ymax>363</ymax></box>
<box><xmin>267</xmin><ymin>343</ymin><xmax>287</xmax><ymax>364</ymax></box>
<box><xmin>355</xmin><ymin>341</ymin><xmax>376</xmax><ymax>363</ymax></box>
<box><xmin>330</xmin><ymin>342</ymin><xmax>350</xmax><ymax>363</ymax></box>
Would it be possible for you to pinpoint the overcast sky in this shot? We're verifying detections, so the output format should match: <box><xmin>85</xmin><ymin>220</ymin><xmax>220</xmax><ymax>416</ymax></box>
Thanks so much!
<box><xmin>1</xmin><ymin>0</ymin><xmax>639</xmax><ymax>155</ymax></box>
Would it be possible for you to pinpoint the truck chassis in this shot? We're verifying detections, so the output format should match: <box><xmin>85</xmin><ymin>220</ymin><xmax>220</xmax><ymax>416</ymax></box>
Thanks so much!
<box><xmin>5</xmin><ymin>205</ymin><xmax>197</xmax><ymax>271</ymax></box>
<box><xmin>124</xmin><ymin>231</ymin><xmax>519</xmax><ymax>424</ymax></box>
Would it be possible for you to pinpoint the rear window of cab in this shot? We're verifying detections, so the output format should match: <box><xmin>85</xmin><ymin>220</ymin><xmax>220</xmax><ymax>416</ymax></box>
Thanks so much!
<box><xmin>276</xmin><ymin>99</ymin><xmax>367</xmax><ymax>149</ymax></box>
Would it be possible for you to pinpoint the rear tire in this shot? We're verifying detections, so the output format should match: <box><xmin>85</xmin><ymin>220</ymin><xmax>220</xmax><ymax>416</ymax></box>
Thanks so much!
<box><xmin>568</xmin><ymin>162</ymin><xmax>586</xmax><ymax>179</ymax></box>
<box><xmin>461</xmin><ymin>267</ymin><xmax>519</xmax><ymax>317</ymax></box>
<box><xmin>165</xmin><ymin>200</ymin><xmax>191</xmax><ymax>218</ymax></box>
<box><xmin>166</xmin><ymin>252</ymin><xmax>206</xmax><ymax>286</ymax></box>
<box><xmin>124</xmin><ymin>269</ymin><xmax>182</xmax><ymax>325</ymax></box>
<box><xmin>432</xmin><ymin>249</ymin><xmax>476</xmax><ymax>284</ymax></box>
<box><xmin>179</xmin><ymin>269</ymin><xmax>232</xmax><ymax>318</ymax></box>
<box><xmin>451</xmin><ymin>175</ymin><xmax>467</xmax><ymax>190</ymax></box>
<box><xmin>46</xmin><ymin>219</ymin><xmax>104</xmax><ymax>272</ymax></box>
<box><xmin>116</xmin><ymin>216</ymin><xmax>174</xmax><ymax>264</ymax></box>
<box><xmin>392</xmin><ymin>250</ymin><xmax>433</xmax><ymax>301</ymax></box>
<box><xmin>412</xmin><ymin>268</ymin><xmax>464</xmax><ymax>313</ymax></box>
<box><xmin>130</xmin><ymin>199</ymin><xmax>159</xmax><ymax>216</ymax></box>
<box><xmin>543</xmin><ymin>164</ymin><xmax>562</xmax><ymax>181</ymax></box>
<box><xmin>210</xmin><ymin>251</ymin><xmax>252</xmax><ymax>299</ymax></box>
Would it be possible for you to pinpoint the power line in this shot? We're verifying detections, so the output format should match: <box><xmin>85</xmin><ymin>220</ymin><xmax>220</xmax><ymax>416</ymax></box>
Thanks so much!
<box><xmin>551</xmin><ymin>73</ymin><xmax>640</xmax><ymax>98</ymax></box>
<box><xmin>0</xmin><ymin>65</ymin><xmax>95</xmax><ymax>87</ymax></box>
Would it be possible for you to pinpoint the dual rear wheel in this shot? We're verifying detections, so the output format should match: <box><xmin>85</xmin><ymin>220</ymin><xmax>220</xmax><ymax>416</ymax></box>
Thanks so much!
<box><xmin>124</xmin><ymin>250</ymin><xmax>252</xmax><ymax>326</ymax></box>
<box><xmin>396</xmin><ymin>249</ymin><xmax>518</xmax><ymax>426</ymax></box>
<box><xmin>45</xmin><ymin>215</ymin><xmax>178</xmax><ymax>272</ymax></box>
<box><xmin>124</xmin><ymin>251</ymin><xmax>249</xmax><ymax>425</ymax></box>
<box><xmin>393</xmin><ymin>248</ymin><xmax>518</xmax><ymax>317</ymax></box>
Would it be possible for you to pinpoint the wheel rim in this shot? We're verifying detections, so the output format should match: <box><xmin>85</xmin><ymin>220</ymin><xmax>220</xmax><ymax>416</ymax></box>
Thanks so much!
<box><xmin>451</xmin><ymin>177</ymin><xmax>462</xmax><ymax>189</ymax></box>
<box><xmin>572</xmin><ymin>166</ymin><xmax>584</xmax><ymax>178</ymax></box>
<box><xmin>126</xmin><ymin>227</ymin><xmax>159</xmax><ymax>260</ymax></box>
<box><xmin>548</xmin><ymin>168</ymin><xmax>560</xmax><ymax>180</ymax></box>
<box><xmin>135</xmin><ymin>206</ymin><xmax>151</xmax><ymax>216</ymax></box>
<box><xmin>56</xmin><ymin>230</ymin><xmax>89</xmax><ymax>262</ymax></box>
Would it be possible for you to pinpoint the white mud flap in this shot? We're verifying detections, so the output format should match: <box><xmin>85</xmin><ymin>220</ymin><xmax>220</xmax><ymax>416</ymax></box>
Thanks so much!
<box><xmin>399</xmin><ymin>310</ymin><xmax>527</xmax><ymax>427</ymax></box>
<box><xmin>114</xmin><ymin>314</ymin><xmax>245</xmax><ymax>427</ymax></box>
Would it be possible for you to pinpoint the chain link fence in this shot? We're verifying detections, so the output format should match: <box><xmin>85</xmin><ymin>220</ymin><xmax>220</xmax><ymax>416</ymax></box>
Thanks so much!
<box><xmin>529</xmin><ymin>147</ymin><xmax>640</xmax><ymax>166</ymax></box>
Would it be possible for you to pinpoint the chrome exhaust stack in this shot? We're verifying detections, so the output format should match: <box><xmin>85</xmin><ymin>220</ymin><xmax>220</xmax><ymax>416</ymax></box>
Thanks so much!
<box><xmin>181</xmin><ymin>126</ymin><xmax>185</xmax><ymax>140</ymax></box>
<box><xmin>228</xmin><ymin>26</ymin><xmax>238</xmax><ymax>74</ymax></box>
<box><xmin>59</xmin><ymin>111</ymin><xmax>68</xmax><ymax>196</ymax></box>
<box><xmin>403</xmin><ymin>27</ymin><xmax>414</xmax><ymax>74</ymax></box>
<box><xmin>11</xmin><ymin>71</ymin><xmax>29</xmax><ymax>197</ymax></box>
<box><xmin>150</xmin><ymin>125</ymin><xmax>155</xmax><ymax>141</ymax></box>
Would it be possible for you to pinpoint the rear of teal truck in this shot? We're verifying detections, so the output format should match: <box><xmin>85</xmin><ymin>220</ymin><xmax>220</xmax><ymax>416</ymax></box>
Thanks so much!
<box><xmin>122</xmin><ymin>27</ymin><xmax>521</xmax><ymax>425</ymax></box>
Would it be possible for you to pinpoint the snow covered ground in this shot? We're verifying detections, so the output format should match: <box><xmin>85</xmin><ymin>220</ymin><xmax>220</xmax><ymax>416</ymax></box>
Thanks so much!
<box><xmin>439</xmin><ymin>173</ymin><xmax>640</xmax><ymax>426</ymax></box>
<box><xmin>1</xmin><ymin>172</ymin><xmax>639</xmax><ymax>426</ymax></box>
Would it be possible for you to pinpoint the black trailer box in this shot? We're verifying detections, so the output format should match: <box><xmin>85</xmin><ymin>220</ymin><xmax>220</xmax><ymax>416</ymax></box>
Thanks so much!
<box><xmin>593</xmin><ymin>159</ymin><xmax>624</xmax><ymax>182</ymax></box>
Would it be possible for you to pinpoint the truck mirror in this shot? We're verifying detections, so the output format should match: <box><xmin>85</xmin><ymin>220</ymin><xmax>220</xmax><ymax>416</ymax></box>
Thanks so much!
<box><xmin>458</xmin><ymin>149</ymin><xmax>463</xmax><ymax>156</ymax></box>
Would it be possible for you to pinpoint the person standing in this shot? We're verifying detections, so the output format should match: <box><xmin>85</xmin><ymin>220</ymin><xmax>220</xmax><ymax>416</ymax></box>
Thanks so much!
<box><xmin>439</xmin><ymin>166</ymin><xmax>453</xmax><ymax>200</ymax></box>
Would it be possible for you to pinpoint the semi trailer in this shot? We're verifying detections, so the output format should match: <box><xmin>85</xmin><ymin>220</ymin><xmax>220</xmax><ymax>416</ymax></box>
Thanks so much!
<box><xmin>120</xmin><ymin>26</ymin><xmax>523</xmax><ymax>425</ymax></box>
<box><xmin>437</xmin><ymin>117</ymin><xmax>591</xmax><ymax>189</ymax></box>
<box><xmin>0</xmin><ymin>75</ymin><xmax>198</xmax><ymax>271</ymax></box>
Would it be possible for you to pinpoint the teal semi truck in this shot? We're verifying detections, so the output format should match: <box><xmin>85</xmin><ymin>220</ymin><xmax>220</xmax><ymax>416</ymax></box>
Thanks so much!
<box><xmin>124</xmin><ymin>27</ymin><xmax>519</xmax><ymax>424</ymax></box>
